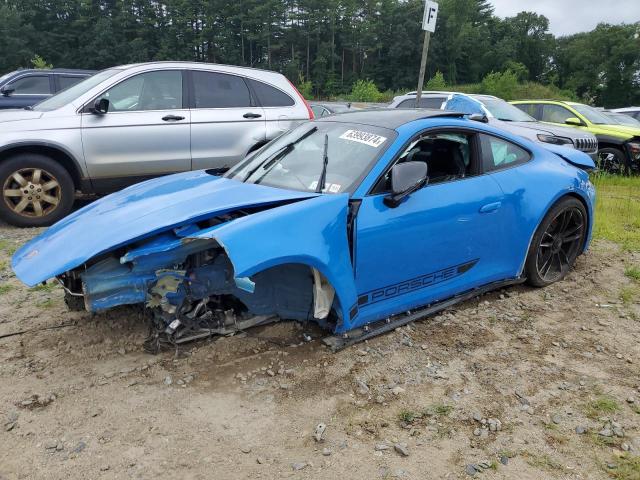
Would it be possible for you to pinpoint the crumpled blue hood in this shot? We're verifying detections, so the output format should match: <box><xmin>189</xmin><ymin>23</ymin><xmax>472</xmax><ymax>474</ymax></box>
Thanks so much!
<box><xmin>12</xmin><ymin>171</ymin><xmax>317</xmax><ymax>286</ymax></box>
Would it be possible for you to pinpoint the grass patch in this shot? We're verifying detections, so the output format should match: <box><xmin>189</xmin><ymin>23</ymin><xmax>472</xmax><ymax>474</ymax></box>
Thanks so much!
<box><xmin>0</xmin><ymin>239</ymin><xmax>18</xmax><ymax>256</ymax></box>
<box><xmin>498</xmin><ymin>449</ymin><xmax>517</xmax><ymax>459</ymax></box>
<box><xmin>590</xmin><ymin>432</ymin><xmax>623</xmax><ymax>448</ymax></box>
<box><xmin>545</xmin><ymin>430</ymin><xmax>569</xmax><ymax>446</ymax></box>
<box><xmin>0</xmin><ymin>284</ymin><xmax>12</xmax><ymax>295</ymax></box>
<box><xmin>625</xmin><ymin>266</ymin><xmax>640</xmax><ymax>281</ymax></box>
<box><xmin>585</xmin><ymin>395</ymin><xmax>621</xmax><ymax>419</ymax></box>
<box><xmin>424</xmin><ymin>403</ymin><xmax>454</xmax><ymax>417</ymax></box>
<box><xmin>36</xmin><ymin>299</ymin><xmax>55</xmax><ymax>308</ymax></box>
<box><xmin>524</xmin><ymin>452</ymin><xmax>564</xmax><ymax>471</ymax></box>
<box><xmin>31</xmin><ymin>282</ymin><xmax>56</xmax><ymax>293</ymax></box>
<box><xmin>620</xmin><ymin>286</ymin><xmax>638</xmax><ymax>304</ymax></box>
<box><xmin>398</xmin><ymin>403</ymin><xmax>453</xmax><ymax>424</ymax></box>
<box><xmin>591</xmin><ymin>173</ymin><xmax>640</xmax><ymax>252</ymax></box>
<box><xmin>608</xmin><ymin>454</ymin><xmax>640</xmax><ymax>480</ymax></box>
<box><xmin>398</xmin><ymin>410</ymin><xmax>420</xmax><ymax>423</ymax></box>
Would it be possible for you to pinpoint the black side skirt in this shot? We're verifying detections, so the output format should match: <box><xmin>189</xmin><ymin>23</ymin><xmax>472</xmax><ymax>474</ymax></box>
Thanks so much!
<box><xmin>323</xmin><ymin>277</ymin><xmax>525</xmax><ymax>351</ymax></box>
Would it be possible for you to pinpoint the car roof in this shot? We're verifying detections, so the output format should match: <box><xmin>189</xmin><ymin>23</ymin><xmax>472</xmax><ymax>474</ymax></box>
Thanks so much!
<box><xmin>512</xmin><ymin>100</ymin><xmax>578</xmax><ymax>106</ymax></box>
<box><xmin>116</xmin><ymin>61</ymin><xmax>278</xmax><ymax>75</ymax></box>
<box><xmin>6</xmin><ymin>68</ymin><xmax>95</xmax><ymax>75</ymax></box>
<box><xmin>315</xmin><ymin>108</ymin><xmax>464</xmax><ymax>129</ymax></box>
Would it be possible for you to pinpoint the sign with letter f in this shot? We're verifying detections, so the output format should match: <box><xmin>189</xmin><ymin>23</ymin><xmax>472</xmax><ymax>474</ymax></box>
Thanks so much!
<box><xmin>422</xmin><ymin>1</ymin><xmax>439</xmax><ymax>32</ymax></box>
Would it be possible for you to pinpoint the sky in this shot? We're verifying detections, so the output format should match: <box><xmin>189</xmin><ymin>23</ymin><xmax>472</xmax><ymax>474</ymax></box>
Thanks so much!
<box><xmin>488</xmin><ymin>0</ymin><xmax>640</xmax><ymax>36</ymax></box>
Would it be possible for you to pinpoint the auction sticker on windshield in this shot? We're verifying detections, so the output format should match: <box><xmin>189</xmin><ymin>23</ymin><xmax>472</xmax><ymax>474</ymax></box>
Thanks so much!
<box><xmin>339</xmin><ymin>129</ymin><xmax>387</xmax><ymax>148</ymax></box>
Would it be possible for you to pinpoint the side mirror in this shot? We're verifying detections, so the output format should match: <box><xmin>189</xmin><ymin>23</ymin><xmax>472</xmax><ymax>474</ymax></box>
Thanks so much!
<box><xmin>469</xmin><ymin>113</ymin><xmax>489</xmax><ymax>123</ymax></box>
<box><xmin>0</xmin><ymin>85</ymin><xmax>15</xmax><ymax>97</ymax></box>
<box><xmin>565</xmin><ymin>117</ymin><xmax>583</xmax><ymax>126</ymax></box>
<box><xmin>383</xmin><ymin>161</ymin><xmax>428</xmax><ymax>208</ymax></box>
<box><xmin>92</xmin><ymin>98</ymin><xmax>109</xmax><ymax>114</ymax></box>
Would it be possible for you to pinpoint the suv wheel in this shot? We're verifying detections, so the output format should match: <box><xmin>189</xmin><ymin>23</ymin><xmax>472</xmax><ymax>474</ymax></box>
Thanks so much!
<box><xmin>0</xmin><ymin>154</ymin><xmax>75</xmax><ymax>227</ymax></box>
<box><xmin>597</xmin><ymin>148</ymin><xmax>625</xmax><ymax>174</ymax></box>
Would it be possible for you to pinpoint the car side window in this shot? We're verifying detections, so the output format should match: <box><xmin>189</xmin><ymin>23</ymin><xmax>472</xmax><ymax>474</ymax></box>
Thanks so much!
<box><xmin>193</xmin><ymin>71</ymin><xmax>251</xmax><ymax>108</ymax></box>
<box><xmin>479</xmin><ymin>134</ymin><xmax>531</xmax><ymax>172</ymax></box>
<box><xmin>397</xmin><ymin>97</ymin><xmax>445</xmax><ymax>109</ymax></box>
<box><xmin>248</xmin><ymin>79</ymin><xmax>294</xmax><ymax>107</ymax></box>
<box><xmin>372</xmin><ymin>131</ymin><xmax>476</xmax><ymax>194</ymax></box>
<box><xmin>311</xmin><ymin>105</ymin><xmax>327</xmax><ymax>117</ymax></box>
<box><xmin>9</xmin><ymin>75</ymin><xmax>51</xmax><ymax>95</ymax></box>
<box><xmin>98</xmin><ymin>71</ymin><xmax>182</xmax><ymax>112</ymax></box>
<box><xmin>541</xmin><ymin>104</ymin><xmax>574</xmax><ymax>124</ymax></box>
<box><xmin>515</xmin><ymin>103</ymin><xmax>538</xmax><ymax>118</ymax></box>
<box><xmin>58</xmin><ymin>75</ymin><xmax>86</xmax><ymax>91</ymax></box>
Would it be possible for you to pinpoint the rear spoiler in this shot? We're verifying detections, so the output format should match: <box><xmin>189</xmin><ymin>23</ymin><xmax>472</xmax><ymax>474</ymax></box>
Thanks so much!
<box><xmin>541</xmin><ymin>144</ymin><xmax>596</xmax><ymax>171</ymax></box>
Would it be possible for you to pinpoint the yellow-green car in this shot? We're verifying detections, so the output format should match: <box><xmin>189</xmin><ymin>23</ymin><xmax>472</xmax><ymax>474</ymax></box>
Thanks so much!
<box><xmin>512</xmin><ymin>100</ymin><xmax>640</xmax><ymax>173</ymax></box>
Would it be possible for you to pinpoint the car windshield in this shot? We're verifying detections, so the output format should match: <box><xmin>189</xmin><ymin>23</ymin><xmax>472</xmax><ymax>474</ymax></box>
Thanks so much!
<box><xmin>477</xmin><ymin>96</ymin><xmax>536</xmax><ymax>122</ymax></box>
<box><xmin>225</xmin><ymin>122</ymin><xmax>395</xmax><ymax>194</ymax></box>
<box><xmin>571</xmin><ymin>104</ymin><xmax>613</xmax><ymax>125</ymax></box>
<box><xmin>32</xmin><ymin>69</ymin><xmax>121</xmax><ymax>111</ymax></box>
<box><xmin>605</xmin><ymin>112</ymin><xmax>640</xmax><ymax>127</ymax></box>
<box><xmin>0</xmin><ymin>71</ymin><xmax>18</xmax><ymax>85</ymax></box>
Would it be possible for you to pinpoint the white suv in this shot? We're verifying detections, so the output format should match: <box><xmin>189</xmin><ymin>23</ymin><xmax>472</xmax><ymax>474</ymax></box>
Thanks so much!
<box><xmin>0</xmin><ymin>62</ymin><xmax>313</xmax><ymax>227</ymax></box>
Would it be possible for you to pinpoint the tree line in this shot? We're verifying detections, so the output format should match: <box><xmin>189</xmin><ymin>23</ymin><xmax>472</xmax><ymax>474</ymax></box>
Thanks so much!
<box><xmin>1</xmin><ymin>0</ymin><xmax>639</xmax><ymax>107</ymax></box>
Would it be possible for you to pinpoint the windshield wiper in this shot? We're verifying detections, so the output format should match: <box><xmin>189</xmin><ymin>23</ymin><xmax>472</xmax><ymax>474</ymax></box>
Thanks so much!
<box><xmin>243</xmin><ymin>126</ymin><xmax>318</xmax><ymax>182</ymax></box>
<box><xmin>316</xmin><ymin>134</ymin><xmax>329</xmax><ymax>193</ymax></box>
<box><xmin>497</xmin><ymin>118</ymin><xmax>514</xmax><ymax>122</ymax></box>
<box><xmin>23</xmin><ymin>106</ymin><xmax>33</xmax><ymax>111</ymax></box>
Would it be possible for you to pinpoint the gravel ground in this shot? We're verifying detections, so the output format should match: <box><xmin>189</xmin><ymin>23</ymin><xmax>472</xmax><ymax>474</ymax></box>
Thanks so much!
<box><xmin>0</xmin><ymin>221</ymin><xmax>639</xmax><ymax>479</ymax></box>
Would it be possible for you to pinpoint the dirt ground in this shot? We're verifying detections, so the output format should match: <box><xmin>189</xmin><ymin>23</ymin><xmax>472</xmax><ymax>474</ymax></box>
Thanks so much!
<box><xmin>0</xmin><ymin>222</ymin><xmax>639</xmax><ymax>480</ymax></box>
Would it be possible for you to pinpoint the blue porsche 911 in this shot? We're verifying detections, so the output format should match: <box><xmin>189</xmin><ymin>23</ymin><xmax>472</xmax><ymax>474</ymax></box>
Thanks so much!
<box><xmin>12</xmin><ymin>110</ymin><xmax>596</xmax><ymax>351</ymax></box>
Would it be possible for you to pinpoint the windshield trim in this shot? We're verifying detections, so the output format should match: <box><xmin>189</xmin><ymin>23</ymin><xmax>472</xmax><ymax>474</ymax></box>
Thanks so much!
<box><xmin>225</xmin><ymin>120</ymin><xmax>397</xmax><ymax>195</ymax></box>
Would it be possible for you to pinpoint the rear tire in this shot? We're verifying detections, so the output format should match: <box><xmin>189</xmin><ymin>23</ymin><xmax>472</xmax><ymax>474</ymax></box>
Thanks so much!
<box><xmin>525</xmin><ymin>197</ymin><xmax>587</xmax><ymax>288</ymax></box>
<box><xmin>0</xmin><ymin>154</ymin><xmax>75</xmax><ymax>227</ymax></box>
<box><xmin>597</xmin><ymin>147</ymin><xmax>626</xmax><ymax>174</ymax></box>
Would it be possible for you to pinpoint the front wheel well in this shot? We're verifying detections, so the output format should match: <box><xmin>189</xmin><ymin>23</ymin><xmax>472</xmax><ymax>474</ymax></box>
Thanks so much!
<box><xmin>0</xmin><ymin>145</ymin><xmax>83</xmax><ymax>191</ymax></box>
<box><xmin>597</xmin><ymin>141</ymin><xmax>625</xmax><ymax>154</ymax></box>
<box><xmin>551</xmin><ymin>192</ymin><xmax>591</xmax><ymax>251</ymax></box>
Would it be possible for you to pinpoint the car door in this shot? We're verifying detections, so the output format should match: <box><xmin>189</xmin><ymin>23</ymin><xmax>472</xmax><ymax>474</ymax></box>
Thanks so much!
<box><xmin>81</xmin><ymin>69</ymin><xmax>191</xmax><ymax>187</ymax></box>
<box><xmin>540</xmin><ymin>104</ymin><xmax>590</xmax><ymax>132</ymax></box>
<box><xmin>354</xmin><ymin>130</ymin><xmax>510</xmax><ymax>320</ymax></box>
<box><xmin>0</xmin><ymin>74</ymin><xmax>53</xmax><ymax>109</ymax></box>
<box><xmin>189</xmin><ymin>70</ymin><xmax>266</xmax><ymax>170</ymax></box>
<box><xmin>476</xmin><ymin>132</ymin><xmax>537</xmax><ymax>275</ymax></box>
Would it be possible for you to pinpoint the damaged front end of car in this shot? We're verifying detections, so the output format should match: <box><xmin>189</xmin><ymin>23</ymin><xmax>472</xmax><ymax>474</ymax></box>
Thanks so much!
<box><xmin>12</xmin><ymin>172</ymin><xmax>360</xmax><ymax>352</ymax></box>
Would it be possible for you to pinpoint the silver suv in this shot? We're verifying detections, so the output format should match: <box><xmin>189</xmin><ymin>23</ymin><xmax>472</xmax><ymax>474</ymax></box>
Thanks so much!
<box><xmin>0</xmin><ymin>62</ymin><xmax>313</xmax><ymax>227</ymax></box>
<box><xmin>389</xmin><ymin>91</ymin><xmax>598</xmax><ymax>160</ymax></box>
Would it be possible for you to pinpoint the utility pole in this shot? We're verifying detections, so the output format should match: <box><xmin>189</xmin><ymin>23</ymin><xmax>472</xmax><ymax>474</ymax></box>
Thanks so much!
<box><xmin>415</xmin><ymin>1</ymin><xmax>439</xmax><ymax>108</ymax></box>
<box><xmin>415</xmin><ymin>32</ymin><xmax>431</xmax><ymax>107</ymax></box>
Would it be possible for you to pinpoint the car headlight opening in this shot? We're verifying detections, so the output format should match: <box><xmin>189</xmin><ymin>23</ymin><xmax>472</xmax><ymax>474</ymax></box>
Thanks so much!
<box><xmin>537</xmin><ymin>134</ymin><xmax>574</xmax><ymax>146</ymax></box>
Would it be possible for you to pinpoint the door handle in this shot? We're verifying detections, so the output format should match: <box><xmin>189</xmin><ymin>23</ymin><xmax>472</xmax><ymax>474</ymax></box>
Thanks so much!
<box><xmin>243</xmin><ymin>112</ymin><xmax>262</xmax><ymax>119</ymax></box>
<box><xmin>479</xmin><ymin>202</ymin><xmax>502</xmax><ymax>213</ymax></box>
<box><xmin>162</xmin><ymin>115</ymin><xmax>185</xmax><ymax>121</ymax></box>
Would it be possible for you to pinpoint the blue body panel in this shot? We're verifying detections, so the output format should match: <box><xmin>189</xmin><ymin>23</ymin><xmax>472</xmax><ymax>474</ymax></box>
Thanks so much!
<box><xmin>12</xmin><ymin>171</ymin><xmax>317</xmax><ymax>286</ymax></box>
<box><xmin>12</xmin><ymin>114</ymin><xmax>596</xmax><ymax>336</ymax></box>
